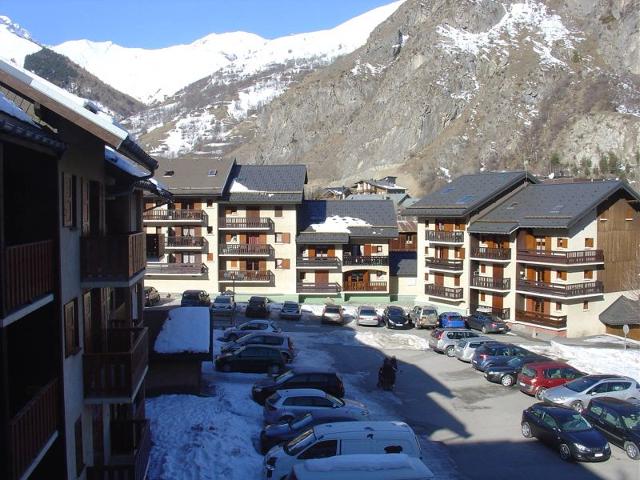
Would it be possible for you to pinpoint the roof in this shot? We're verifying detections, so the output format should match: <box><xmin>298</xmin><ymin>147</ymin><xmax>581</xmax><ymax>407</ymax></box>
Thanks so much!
<box><xmin>223</xmin><ymin>164</ymin><xmax>307</xmax><ymax>204</ymax></box>
<box><xmin>599</xmin><ymin>296</ymin><xmax>640</xmax><ymax>326</ymax></box>
<box><xmin>469</xmin><ymin>181</ymin><xmax>640</xmax><ymax>234</ymax></box>
<box><xmin>404</xmin><ymin>171</ymin><xmax>535</xmax><ymax>218</ymax></box>
<box><xmin>296</xmin><ymin>231</ymin><xmax>350</xmax><ymax>244</ymax></box>
<box><xmin>397</xmin><ymin>220</ymin><xmax>417</xmax><ymax>233</ymax></box>
<box><xmin>355</xmin><ymin>178</ymin><xmax>406</xmax><ymax>191</ymax></box>
<box><xmin>153</xmin><ymin>157</ymin><xmax>235</xmax><ymax>197</ymax></box>
<box><xmin>390</xmin><ymin>252</ymin><xmax>417</xmax><ymax>276</ymax></box>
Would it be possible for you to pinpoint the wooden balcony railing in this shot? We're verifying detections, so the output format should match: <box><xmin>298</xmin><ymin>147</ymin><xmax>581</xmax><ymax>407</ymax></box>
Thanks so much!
<box><xmin>143</xmin><ymin>209</ymin><xmax>207</xmax><ymax>223</ymax></box>
<box><xmin>145</xmin><ymin>263</ymin><xmax>208</xmax><ymax>276</ymax></box>
<box><xmin>218</xmin><ymin>217</ymin><xmax>273</xmax><ymax>229</ymax></box>
<box><xmin>83</xmin><ymin>328</ymin><xmax>148</xmax><ymax>401</ymax></box>
<box><xmin>219</xmin><ymin>244</ymin><xmax>273</xmax><ymax>256</ymax></box>
<box><xmin>470</xmin><ymin>305</ymin><xmax>511</xmax><ymax>320</ymax></box>
<box><xmin>1</xmin><ymin>240</ymin><xmax>54</xmax><ymax>317</ymax></box>
<box><xmin>389</xmin><ymin>239</ymin><xmax>416</xmax><ymax>252</ymax></box>
<box><xmin>219</xmin><ymin>270</ymin><xmax>274</xmax><ymax>282</ymax></box>
<box><xmin>342</xmin><ymin>255</ymin><xmax>389</xmax><ymax>266</ymax></box>
<box><xmin>81</xmin><ymin>232</ymin><xmax>146</xmax><ymax>282</ymax></box>
<box><xmin>471</xmin><ymin>276</ymin><xmax>511</xmax><ymax>290</ymax></box>
<box><xmin>166</xmin><ymin>236</ymin><xmax>208</xmax><ymax>250</ymax></box>
<box><xmin>296</xmin><ymin>282</ymin><xmax>342</xmax><ymax>294</ymax></box>
<box><xmin>517</xmin><ymin>280</ymin><xmax>604</xmax><ymax>297</ymax></box>
<box><xmin>9</xmin><ymin>378</ymin><xmax>59</xmax><ymax>480</ymax></box>
<box><xmin>471</xmin><ymin>247</ymin><xmax>511</xmax><ymax>261</ymax></box>
<box><xmin>343</xmin><ymin>281</ymin><xmax>387</xmax><ymax>292</ymax></box>
<box><xmin>425</xmin><ymin>257</ymin><xmax>464</xmax><ymax>271</ymax></box>
<box><xmin>296</xmin><ymin>256</ymin><xmax>341</xmax><ymax>268</ymax></box>
<box><xmin>425</xmin><ymin>284</ymin><xmax>464</xmax><ymax>299</ymax></box>
<box><xmin>515</xmin><ymin>310</ymin><xmax>567</xmax><ymax>329</ymax></box>
<box><xmin>145</xmin><ymin>233</ymin><xmax>165</xmax><ymax>258</ymax></box>
<box><xmin>426</xmin><ymin>230</ymin><xmax>464</xmax><ymax>243</ymax></box>
<box><xmin>517</xmin><ymin>249</ymin><xmax>604</xmax><ymax>264</ymax></box>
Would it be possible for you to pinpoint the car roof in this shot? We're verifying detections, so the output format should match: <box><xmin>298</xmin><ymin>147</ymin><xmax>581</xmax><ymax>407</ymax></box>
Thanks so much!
<box><xmin>358</xmin><ymin>305</ymin><xmax>375</xmax><ymax>310</ymax></box>
<box><xmin>241</xmin><ymin>332</ymin><xmax>284</xmax><ymax>339</ymax></box>
<box><xmin>583</xmin><ymin>374</ymin><xmax>630</xmax><ymax>381</ymax></box>
<box><xmin>289</xmin><ymin>368</ymin><xmax>337</xmax><ymax>375</ymax></box>
<box><xmin>242</xmin><ymin>319</ymin><xmax>270</xmax><ymax>325</ymax></box>
<box><xmin>531</xmin><ymin>402</ymin><xmax>582</xmax><ymax>419</ymax></box>
<box><xmin>278</xmin><ymin>388</ymin><xmax>328</xmax><ymax>397</ymax></box>
<box><xmin>183</xmin><ymin>289</ymin><xmax>204</xmax><ymax>294</ymax></box>
<box><xmin>283</xmin><ymin>301</ymin><xmax>299</xmax><ymax>305</ymax></box>
<box><xmin>241</xmin><ymin>344</ymin><xmax>283</xmax><ymax>352</ymax></box>
<box><xmin>525</xmin><ymin>360</ymin><xmax>572</xmax><ymax>369</ymax></box>
<box><xmin>214</xmin><ymin>295</ymin><xmax>231</xmax><ymax>300</ymax></box>
<box><xmin>249</xmin><ymin>296</ymin><xmax>266</xmax><ymax>301</ymax></box>
<box><xmin>590</xmin><ymin>397</ymin><xmax>640</xmax><ymax>412</ymax></box>
<box><xmin>314</xmin><ymin>421</ymin><xmax>411</xmax><ymax>436</ymax></box>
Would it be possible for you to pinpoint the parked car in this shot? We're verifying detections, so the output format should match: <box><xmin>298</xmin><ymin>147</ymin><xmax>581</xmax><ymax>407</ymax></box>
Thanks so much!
<box><xmin>288</xmin><ymin>454</ymin><xmax>433</xmax><ymax>480</ymax></box>
<box><xmin>438</xmin><ymin>312</ymin><xmax>465</xmax><ymax>328</ymax></box>
<box><xmin>466</xmin><ymin>313</ymin><xmax>509</xmax><ymax>334</ymax></box>
<box><xmin>454</xmin><ymin>336</ymin><xmax>495</xmax><ymax>362</ymax></box>
<box><xmin>356</xmin><ymin>306</ymin><xmax>380</xmax><ymax>326</ymax></box>
<box><xmin>429</xmin><ymin>328</ymin><xmax>480</xmax><ymax>356</ymax></box>
<box><xmin>144</xmin><ymin>286</ymin><xmax>160</xmax><ymax>307</ymax></box>
<box><xmin>259</xmin><ymin>412</ymin><xmax>358</xmax><ymax>454</ymax></box>
<box><xmin>264</xmin><ymin>421</ymin><xmax>421</xmax><ymax>480</ymax></box>
<box><xmin>263</xmin><ymin>389</ymin><xmax>368</xmax><ymax>425</ymax></box>
<box><xmin>222</xmin><ymin>333</ymin><xmax>295</xmax><ymax>362</ymax></box>
<box><xmin>279</xmin><ymin>301</ymin><xmax>302</xmax><ymax>320</ymax></box>
<box><xmin>180</xmin><ymin>289</ymin><xmax>211</xmax><ymax>307</ymax></box>
<box><xmin>246</xmin><ymin>296</ymin><xmax>270</xmax><ymax>318</ymax></box>
<box><xmin>583</xmin><ymin>397</ymin><xmax>640</xmax><ymax>460</ymax></box>
<box><xmin>409</xmin><ymin>305</ymin><xmax>438</xmax><ymax>329</ymax></box>
<box><xmin>484</xmin><ymin>354</ymin><xmax>551</xmax><ymax>387</ymax></box>
<box><xmin>215</xmin><ymin>345</ymin><xmax>285</xmax><ymax>374</ymax></box>
<box><xmin>521</xmin><ymin>403</ymin><xmax>610</xmax><ymax>462</ymax></box>
<box><xmin>541</xmin><ymin>375</ymin><xmax>640</xmax><ymax>413</ymax></box>
<box><xmin>383</xmin><ymin>306</ymin><xmax>412</xmax><ymax>329</ymax></box>
<box><xmin>518</xmin><ymin>361</ymin><xmax>584</xmax><ymax>400</ymax></box>
<box><xmin>252</xmin><ymin>368</ymin><xmax>345</xmax><ymax>405</ymax></box>
<box><xmin>222</xmin><ymin>320</ymin><xmax>282</xmax><ymax>342</ymax></box>
<box><xmin>471</xmin><ymin>342</ymin><xmax>531</xmax><ymax>372</ymax></box>
<box><xmin>211</xmin><ymin>295</ymin><xmax>236</xmax><ymax>315</ymax></box>
<box><xmin>321</xmin><ymin>304</ymin><xmax>344</xmax><ymax>325</ymax></box>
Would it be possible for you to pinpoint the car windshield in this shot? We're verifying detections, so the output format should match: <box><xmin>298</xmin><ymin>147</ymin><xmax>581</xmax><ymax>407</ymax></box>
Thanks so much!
<box><xmin>183</xmin><ymin>292</ymin><xmax>198</xmax><ymax>299</ymax></box>
<box><xmin>284</xmin><ymin>428</ymin><xmax>315</xmax><ymax>455</ymax></box>
<box><xmin>291</xmin><ymin>414</ymin><xmax>314</xmax><ymax>430</ymax></box>
<box><xmin>215</xmin><ymin>297</ymin><xmax>231</xmax><ymax>304</ymax></box>
<box><xmin>424</xmin><ymin>309</ymin><xmax>437</xmax><ymax>315</ymax></box>
<box><xmin>325</xmin><ymin>394</ymin><xmax>344</xmax><ymax>407</ymax></box>
<box><xmin>283</xmin><ymin>303</ymin><xmax>298</xmax><ymax>310</ymax></box>
<box><xmin>560</xmin><ymin>413</ymin><xmax>592</xmax><ymax>432</ymax></box>
<box><xmin>325</xmin><ymin>306</ymin><xmax>340</xmax><ymax>313</ymax></box>
<box><xmin>565</xmin><ymin>377</ymin><xmax>601</xmax><ymax>392</ymax></box>
<box><xmin>359</xmin><ymin>308</ymin><xmax>376</xmax><ymax>316</ymax></box>
<box><xmin>275</xmin><ymin>371</ymin><xmax>295</xmax><ymax>384</ymax></box>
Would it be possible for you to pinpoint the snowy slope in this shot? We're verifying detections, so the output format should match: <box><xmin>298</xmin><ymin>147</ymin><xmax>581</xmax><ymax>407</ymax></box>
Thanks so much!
<box><xmin>0</xmin><ymin>16</ymin><xmax>41</xmax><ymax>65</ymax></box>
<box><xmin>52</xmin><ymin>1</ymin><xmax>405</xmax><ymax>103</ymax></box>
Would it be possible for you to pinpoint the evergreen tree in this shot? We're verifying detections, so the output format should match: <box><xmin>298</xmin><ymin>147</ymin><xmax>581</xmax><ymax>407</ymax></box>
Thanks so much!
<box><xmin>598</xmin><ymin>156</ymin><xmax>608</xmax><ymax>176</ymax></box>
<box><xmin>608</xmin><ymin>152</ymin><xmax>620</xmax><ymax>174</ymax></box>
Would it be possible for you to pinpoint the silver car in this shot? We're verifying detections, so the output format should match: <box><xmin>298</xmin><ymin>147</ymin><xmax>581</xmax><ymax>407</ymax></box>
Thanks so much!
<box><xmin>356</xmin><ymin>306</ymin><xmax>380</xmax><ymax>326</ymax></box>
<box><xmin>454</xmin><ymin>336</ymin><xmax>494</xmax><ymax>362</ymax></box>
<box><xmin>211</xmin><ymin>295</ymin><xmax>236</xmax><ymax>315</ymax></box>
<box><xmin>542</xmin><ymin>375</ymin><xmax>640</xmax><ymax>412</ymax></box>
<box><xmin>429</xmin><ymin>328</ymin><xmax>480</xmax><ymax>356</ymax></box>
<box><xmin>321</xmin><ymin>304</ymin><xmax>344</xmax><ymax>324</ymax></box>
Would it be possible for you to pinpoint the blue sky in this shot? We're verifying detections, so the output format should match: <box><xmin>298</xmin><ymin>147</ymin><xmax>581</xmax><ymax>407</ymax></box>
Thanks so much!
<box><xmin>3</xmin><ymin>0</ymin><xmax>396</xmax><ymax>47</ymax></box>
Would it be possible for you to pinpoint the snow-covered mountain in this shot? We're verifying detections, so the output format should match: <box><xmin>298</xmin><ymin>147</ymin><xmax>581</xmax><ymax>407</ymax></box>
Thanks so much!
<box><xmin>0</xmin><ymin>16</ymin><xmax>40</xmax><ymax>65</ymax></box>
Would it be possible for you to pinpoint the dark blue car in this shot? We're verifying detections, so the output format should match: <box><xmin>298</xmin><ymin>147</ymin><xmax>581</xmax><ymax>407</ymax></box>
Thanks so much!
<box><xmin>471</xmin><ymin>342</ymin><xmax>530</xmax><ymax>371</ymax></box>
<box><xmin>583</xmin><ymin>397</ymin><xmax>640</xmax><ymax>460</ymax></box>
<box><xmin>438</xmin><ymin>312</ymin><xmax>465</xmax><ymax>328</ymax></box>
<box><xmin>466</xmin><ymin>312</ymin><xmax>509</xmax><ymax>334</ymax></box>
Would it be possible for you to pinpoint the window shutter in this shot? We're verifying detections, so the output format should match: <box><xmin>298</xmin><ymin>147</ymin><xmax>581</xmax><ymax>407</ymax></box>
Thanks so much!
<box><xmin>63</xmin><ymin>174</ymin><xmax>73</xmax><ymax>227</ymax></box>
<box><xmin>283</xmin><ymin>233</ymin><xmax>291</xmax><ymax>244</ymax></box>
<box><xmin>81</xmin><ymin>179</ymin><xmax>90</xmax><ymax>234</ymax></box>
<box><xmin>64</xmin><ymin>299</ymin><xmax>78</xmax><ymax>357</ymax></box>
<box><xmin>282</xmin><ymin>259</ymin><xmax>290</xmax><ymax>269</ymax></box>
<box><xmin>454</xmin><ymin>275</ymin><xmax>460</xmax><ymax>286</ymax></box>
<box><xmin>230</xmin><ymin>259</ymin><xmax>238</xmax><ymax>268</ymax></box>
<box><xmin>207</xmin><ymin>253</ymin><xmax>214</xmax><ymax>261</ymax></box>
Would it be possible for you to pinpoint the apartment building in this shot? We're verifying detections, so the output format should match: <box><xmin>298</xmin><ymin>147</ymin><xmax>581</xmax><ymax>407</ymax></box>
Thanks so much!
<box><xmin>1</xmin><ymin>59</ymin><xmax>158</xmax><ymax>480</ymax></box>
<box><xmin>296</xmin><ymin>200</ymin><xmax>398</xmax><ymax>301</ymax></box>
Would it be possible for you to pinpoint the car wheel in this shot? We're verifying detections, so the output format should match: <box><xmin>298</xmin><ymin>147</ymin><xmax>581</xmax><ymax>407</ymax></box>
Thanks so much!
<box><xmin>445</xmin><ymin>346</ymin><xmax>455</xmax><ymax>357</ymax></box>
<box><xmin>559</xmin><ymin>443</ymin><xmax>573</xmax><ymax>461</ymax></box>
<box><xmin>481</xmin><ymin>326</ymin><xmax>488</xmax><ymax>334</ymax></box>
<box><xmin>221</xmin><ymin>363</ymin><xmax>232</xmax><ymax>373</ymax></box>
<box><xmin>570</xmin><ymin>400</ymin><xmax>584</xmax><ymax>413</ymax></box>
<box><xmin>535</xmin><ymin>388</ymin><xmax>547</xmax><ymax>401</ymax></box>
<box><xmin>521</xmin><ymin>422</ymin><xmax>532</xmax><ymax>438</ymax></box>
<box><xmin>268</xmin><ymin>364</ymin><xmax>281</xmax><ymax>374</ymax></box>
<box><xmin>624</xmin><ymin>441</ymin><xmax>639</xmax><ymax>460</ymax></box>
<box><xmin>501</xmin><ymin>375</ymin><xmax>515</xmax><ymax>387</ymax></box>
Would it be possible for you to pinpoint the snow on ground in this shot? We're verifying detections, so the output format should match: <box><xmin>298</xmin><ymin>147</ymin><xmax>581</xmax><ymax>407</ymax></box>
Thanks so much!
<box><xmin>309</xmin><ymin>215</ymin><xmax>371</xmax><ymax>233</ymax></box>
<box><xmin>290</xmin><ymin>329</ymin><xmax>429</xmax><ymax>353</ymax></box>
<box><xmin>227</xmin><ymin>80</ymin><xmax>288</xmax><ymax>121</ymax></box>
<box><xmin>0</xmin><ymin>16</ymin><xmax>41</xmax><ymax>66</ymax></box>
<box><xmin>154</xmin><ymin>307</ymin><xmax>211</xmax><ymax>354</ymax></box>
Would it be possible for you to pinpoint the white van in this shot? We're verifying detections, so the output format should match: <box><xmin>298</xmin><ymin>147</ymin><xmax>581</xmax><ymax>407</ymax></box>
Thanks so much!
<box><xmin>287</xmin><ymin>453</ymin><xmax>434</xmax><ymax>480</ymax></box>
<box><xmin>264</xmin><ymin>421</ymin><xmax>423</xmax><ymax>480</ymax></box>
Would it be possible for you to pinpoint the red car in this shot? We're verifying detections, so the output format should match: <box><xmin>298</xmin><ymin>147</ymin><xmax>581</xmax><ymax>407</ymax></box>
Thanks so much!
<box><xmin>517</xmin><ymin>361</ymin><xmax>583</xmax><ymax>400</ymax></box>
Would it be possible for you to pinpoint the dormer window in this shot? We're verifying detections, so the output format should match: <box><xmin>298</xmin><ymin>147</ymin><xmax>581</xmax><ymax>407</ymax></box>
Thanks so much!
<box><xmin>208</xmin><ymin>169</ymin><xmax>217</xmax><ymax>177</ymax></box>
<box><xmin>163</xmin><ymin>170</ymin><xmax>174</xmax><ymax>177</ymax></box>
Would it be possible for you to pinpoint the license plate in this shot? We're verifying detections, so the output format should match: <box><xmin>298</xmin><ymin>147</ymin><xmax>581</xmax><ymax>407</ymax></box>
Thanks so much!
<box><xmin>594</xmin><ymin>453</ymin><xmax>603</xmax><ymax>457</ymax></box>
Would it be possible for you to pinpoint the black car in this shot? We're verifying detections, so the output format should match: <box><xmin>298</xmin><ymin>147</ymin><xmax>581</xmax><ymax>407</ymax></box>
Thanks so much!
<box><xmin>246</xmin><ymin>296</ymin><xmax>270</xmax><ymax>318</ymax></box>
<box><xmin>259</xmin><ymin>412</ymin><xmax>357</xmax><ymax>453</ymax></box>
<box><xmin>180</xmin><ymin>289</ymin><xmax>211</xmax><ymax>307</ymax></box>
<box><xmin>466</xmin><ymin>312</ymin><xmax>508</xmax><ymax>334</ymax></box>
<box><xmin>383</xmin><ymin>306</ymin><xmax>411</xmax><ymax>329</ymax></box>
<box><xmin>521</xmin><ymin>403</ymin><xmax>610</xmax><ymax>462</ymax></box>
<box><xmin>252</xmin><ymin>368</ymin><xmax>345</xmax><ymax>405</ymax></box>
<box><xmin>583</xmin><ymin>397</ymin><xmax>640</xmax><ymax>460</ymax></box>
<box><xmin>215</xmin><ymin>345</ymin><xmax>285</xmax><ymax>374</ymax></box>
<box><xmin>484</xmin><ymin>354</ymin><xmax>550</xmax><ymax>387</ymax></box>
<box><xmin>144</xmin><ymin>286</ymin><xmax>160</xmax><ymax>307</ymax></box>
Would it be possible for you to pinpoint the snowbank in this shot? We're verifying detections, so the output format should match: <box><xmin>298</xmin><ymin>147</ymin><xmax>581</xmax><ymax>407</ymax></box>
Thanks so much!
<box><xmin>154</xmin><ymin>307</ymin><xmax>211</xmax><ymax>354</ymax></box>
<box><xmin>293</xmin><ymin>329</ymin><xmax>428</xmax><ymax>352</ymax></box>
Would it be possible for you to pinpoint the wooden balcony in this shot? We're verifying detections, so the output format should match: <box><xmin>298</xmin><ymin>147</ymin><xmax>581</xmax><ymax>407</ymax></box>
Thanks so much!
<box><xmin>1</xmin><ymin>240</ymin><xmax>54</xmax><ymax>318</ymax></box>
<box><xmin>470</xmin><ymin>275</ymin><xmax>511</xmax><ymax>290</ymax></box>
<box><xmin>219</xmin><ymin>270</ymin><xmax>274</xmax><ymax>282</ymax></box>
<box><xmin>516</xmin><ymin>280</ymin><xmax>604</xmax><ymax>298</ymax></box>
<box><xmin>83</xmin><ymin>328</ymin><xmax>148</xmax><ymax>402</ymax></box>
<box><xmin>343</xmin><ymin>281</ymin><xmax>387</xmax><ymax>292</ymax></box>
<box><xmin>426</xmin><ymin>230</ymin><xmax>464</xmax><ymax>243</ymax></box>
<box><xmin>517</xmin><ymin>249</ymin><xmax>604</xmax><ymax>265</ymax></box>
<box><xmin>87</xmin><ymin>419</ymin><xmax>151</xmax><ymax>480</ymax></box>
<box><xmin>81</xmin><ymin>232</ymin><xmax>146</xmax><ymax>284</ymax></box>
<box><xmin>425</xmin><ymin>284</ymin><xmax>463</xmax><ymax>300</ymax></box>
<box><xmin>166</xmin><ymin>236</ymin><xmax>208</xmax><ymax>252</ymax></box>
<box><xmin>143</xmin><ymin>209</ymin><xmax>207</xmax><ymax>225</ymax></box>
<box><xmin>425</xmin><ymin>257</ymin><xmax>464</xmax><ymax>271</ymax></box>
<box><xmin>470</xmin><ymin>247</ymin><xmax>511</xmax><ymax>261</ymax></box>
<box><xmin>9</xmin><ymin>378</ymin><xmax>59</xmax><ymax>480</ymax></box>
<box><xmin>342</xmin><ymin>255</ymin><xmax>389</xmax><ymax>266</ymax></box>
<box><xmin>389</xmin><ymin>239</ymin><xmax>416</xmax><ymax>252</ymax></box>
<box><xmin>297</xmin><ymin>282</ymin><xmax>341</xmax><ymax>294</ymax></box>
<box><xmin>515</xmin><ymin>310</ymin><xmax>567</xmax><ymax>329</ymax></box>
<box><xmin>145</xmin><ymin>263</ymin><xmax>208</xmax><ymax>277</ymax></box>
<box><xmin>218</xmin><ymin>217</ymin><xmax>273</xmax><ymax>230</ymax></box>
<box><xmin>296</xmin><ymin>256</ymin><xmax>341</xmax><ymax>269</ymax></box>
<box><xmin>145</xmin><ymin>233</ymin><xmax>165</xmax><ymax>258</ymax></box>
<box><xmin>470</xmin><ymin>305</ymin><xmax>511</xmax><ymax>320</ymax></box>
<box><xmin>219</xmin><ymin>243</ymin><xmax>273</xmax><ymax>256</ymax></box>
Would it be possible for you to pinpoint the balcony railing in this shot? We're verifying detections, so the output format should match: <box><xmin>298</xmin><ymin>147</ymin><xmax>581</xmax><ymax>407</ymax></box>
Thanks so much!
<box><xmin>218</xmin><ymin>217</ymin><xmax>273</xmax><ymax>230</ymax></box>
<box><xmin>296</xmin><ymin>282</ymin><xmax>341</xmax><ymax>294</ymax></box>
<box><xmin>425</xmin><ymin>284</ymin><xmax>464</xmax><ymax>299</ymax></box>
<box><xmin>9</xmin><ymin>378</ymin><xmax>59</xmax><ymax>480</ymax></box>
<box><xmin>219</xmin><ymin>270</ymin><xmax>274</xmax><ymax>282</ymax></box>
<box><xmin>517</xmin><ymin>280</ymin><xmax>604</xmax><ymax>298</ymax></box>
<box><xmin>343</xmin><ymin>281</ymin><xmax>387</xmax><ymax>292</ymax></box>
<box><xmin>296</xmin><ymin>257</ymin><xmax>341</xmax><ymax>268</ymax></box>
<box><xmin>471</xmin><ymin>247</ymin><xmax>511</xmax><ymax>261</ymax></box>
<box><xmin>471</xmin><ymin>276</ymin><xmax>511</xmax><ymax>290</ymax></box>
<box><xmin>1</xmin><ymin>240</ymin><xmax>54</xmax><ymax>317</ymax></box>
<box><xmin>219</xmin><ymin>243</ymin><xmax>273</xmax><ymax>256</ymax></box>
<box><xmin>389</xmin><ymin>239</ymin><xmax>416</xmax><ymax>251</ymax></box>
<box><xmin>143</xmin><ymin>209</ymin><xmax>207</xmax><ymax>223</ymax></box>
<box><xmin>145</xmin><ymin>263</ymin><xmax>208</xmax><ymax>276</ymax></box>
<box><xmin>425</xmin><ymin>257</ymin><xmax>464</xmax><ymax>271</ymax></box>
<box><xmin>83</xmin><ymin>328</ymin><xmax>148</xmax><ymax>401</ymax></box>
<box><xmin>515</xmin><ymin>310</ymin><xmax>568</xmax><ymax>329</ymax></box>
<box><xmin>166</xmin><ymin>236</ymin><xmax>208</xmax><ymax>250</ymax></box>
<box><xmin>87</xmin><ymin>419</ymin><xmax>151</xmax><ymax>480</ymax></box>
<box><xmin>470</xmin><ymin>305</ymin><xmax>511</xmax><ymax>320</ymax></box>
<box><xmin>426</xmin><ymin>230</ymin><xmax>464</xmax><ymax>243</ymax></box>
<box><xmin>517</xmin><ymin>249</ymin><xmax>604</xmax><ymax>264</ymax></box>
<box><xmin>81</xmin><ymin>232</ymin><xmax>146</xmax><ymax>282</ymax></box>
<box><xmin>342</xmin><ymin>255</ymin><xmax>389</xmax><ymax>266</ymax></box>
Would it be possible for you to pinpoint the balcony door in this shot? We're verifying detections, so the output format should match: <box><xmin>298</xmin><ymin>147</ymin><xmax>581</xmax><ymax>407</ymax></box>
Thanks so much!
<box><xmin>316</xmin><ymin>271</ymin><xmax>329</xmax><ymax>284</ymax></box>
<box><xmin>492</xmin><ymin>294</ymin><xmax>503</xmax><ymax>310</ymax></box>
<box><xmin>436</xmin><ymin>247</ymin><xmax>448</xmax><ymax>260</ymax></box>
<box><xmin>493</xmin><ymin>265</ymin><xmax>504</xmax><ymax>280</ymax></box>
<box><xmin>246</xmin><ymin>206</ymin><xmax>260</xmax><ymax>218</ymax></box>
<box><xmin>434</xmin><ymin>273</ymin><xmax>444</xmax><ymax>286</ymax></box>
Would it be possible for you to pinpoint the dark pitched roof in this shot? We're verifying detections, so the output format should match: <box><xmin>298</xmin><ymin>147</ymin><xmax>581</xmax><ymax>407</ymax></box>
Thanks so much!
<box><xmin>390</xmin><ymin>252</ymin><xmax>417</xmax><ymax>276</ymax></box>
<box><xmin>296</xmin><ymin>232</ymin><xmax>350</xmax><ymax>244</ymax></box>
<box><xmin>152</xmin><ymin>157</ymin><xmax>235</xmax><ymax>196</ymax></box>
<box><xmin>599</xmin><ymin>296</ymin><xmax>640</xmax><ymax>326</ymax></box>
<box><xmin>404</xmin><ymin>171</ymin><xmax>535</xmax><ymax>218</ymax></box>
<box><xmin>469</xmin><ymin>180</ymin><xmax>640</xmax><ymax>234</ymax></box>
<box><xmin>397</xmin><ymin>220</ymin><xmax>417</xmax><ymax>233</ymax></box>
<box><xmin>223</xmin><ymin>164</ymin><xmax>307</xmax><ymax>204</ymax></box>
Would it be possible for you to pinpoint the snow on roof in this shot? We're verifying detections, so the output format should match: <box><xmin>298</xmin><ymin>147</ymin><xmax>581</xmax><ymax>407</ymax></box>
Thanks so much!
<box><xmin>154</xmin><ymin>307</ymin><xmax>211</xmax><ymax>354</ymax></box>
<box><xmin>303</xmin><ymin>453</ymin><xmax>417</xmax><ymax>472</ymax></box>
<box><xmin>105</xmin><ymin>146</ymin><xmax>148</xmax><ymax>178</ymax></box>
<box><xmin>310</xmin><ymin>215</ymin><xmax>372</xmax><ymax>233</ymax></box>
<box><xmin>229</xmin><ymin>178</ymin><xmax>258</xmax><ymax>193</ymax></box>
<box><xmin>0</xmin><ymin>90</ymin><xmax>35</xmax><ymax>125</ymax></box>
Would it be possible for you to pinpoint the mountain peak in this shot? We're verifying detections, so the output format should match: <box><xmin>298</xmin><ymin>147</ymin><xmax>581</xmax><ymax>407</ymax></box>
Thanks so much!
<box><xmin>0</xmin><ymin>15</ymin><xmax>34</xmax><ymax>42</ymax></box>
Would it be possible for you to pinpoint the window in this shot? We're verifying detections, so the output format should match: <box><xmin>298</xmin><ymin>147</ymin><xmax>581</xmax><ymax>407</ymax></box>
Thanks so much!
<box><xmin>384</xmin><ymin>445</ymin><xmax>404</xmax><ymax>454</ymax></box>
<box><xmin>274</xmin><ymin>206</ymin><xmax>283</xmax><ymax>217</ymax></box>
<box><xmin>75</xmin><ymin>416</ymin><xmax>84</xmax><ymax>475</ymax></box>
<box><xmin>584</xmin><ymin>270</ymin><xmax>593</xmax><ymax>280</ymax></box>
<box><xmin>206</xmin><ymin>200</ymin><xmax>214</xmax><ymax>207</ymax></box>
<box><xmin>454</xmin><ymin>275</ymin><xmax>460</xmax><ymax>287</ymax></box>
<box><xmin>300</xmin><ymin>272</ymin><xmax>306</xmax><ymax>280</ymax></box>
<box><xmin>207</xmin><ymin>169</ymin><xmax>217</xmax><ymax>177</ymax></box>
<box><xmin>424</xmin><ymin>272</ymin><xmax>429</xmax><ymax>281</ymax></box>
<box><xmin>555</xmin><ymin>302</ymin><xmax>562</xmax><ymax>311</ymax></box>
<box><xmin>585</xmin><ymin>238</ymin><xmax>594</xmax><ymax>248</ymax></box>
<box><xmin>480</xmin><ymin>292</ymin><xmax>486</xmax><ymax>301</ymax></box>
<box><xmin>556</xmin><ymin>271</ymin><xmax>567</xmax><ymax>281</ymax></box>
<box><xmin>557</xmin><ymin>238</ymin><xmax>568</xmax><ymax>248</ymax></box>
<box><xmin>275</xmin><ymin>232</ymin><xmax>290</xmax><ymax>244</ymax></box>
<box><xmin>375</xmin><ymin>245</ymin><xmax>383</xmax><ymax>253</ymax></box>
<box><xmin>275</xmin><ymin>259</ymin><xmax>290</xmax><ymax>270</ymax></box>
<box><xmin>225</xmin><ymin>206</ymin><xmax>237</xmax><ymax>215</ymax></box>
<box><xmin>609</xmin><ymin>382</ymin><xmax>631</xmax><ymax>392</ymax></box>
<box><xmin>207</xmin><ymin>226</ymin><xmax>213</xmax><ymax>234</ymax></box>
<box><xmin>602</xmin><ymin>411</ymin><xmax>622</xmax><ymax>428</ymax></box>
<box><xmin>541</xmin><ymin>413</ymin><xmax>558</xmax><ymax>429</ymax></box>
<box><xmin>64</xmin><ymin>299</ymin><xmax>80</xmax><ymax>357</ymax></box>
<box><xmin>298</xmin><ymin>440</ymin><xmax>338</xmax><ymax>460</ymax></box>
<box><xmin>480</xmin><ymin>264</ymin><xmax>486</xmax><ymax>274</ymax></box>
<box><xmin>588</xmin><ymin>404</ymin><xmax>604</xmax><ymax>417</ymax></box>
<box><xmin>62</xmin><ymin>173</ymin><xmax>77</xmax><ymax>228</ymax></box>
<box><xmin>583</xmin><ymin>301</ymin><xmax>589</xmax><ymax>311</ymax></box>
